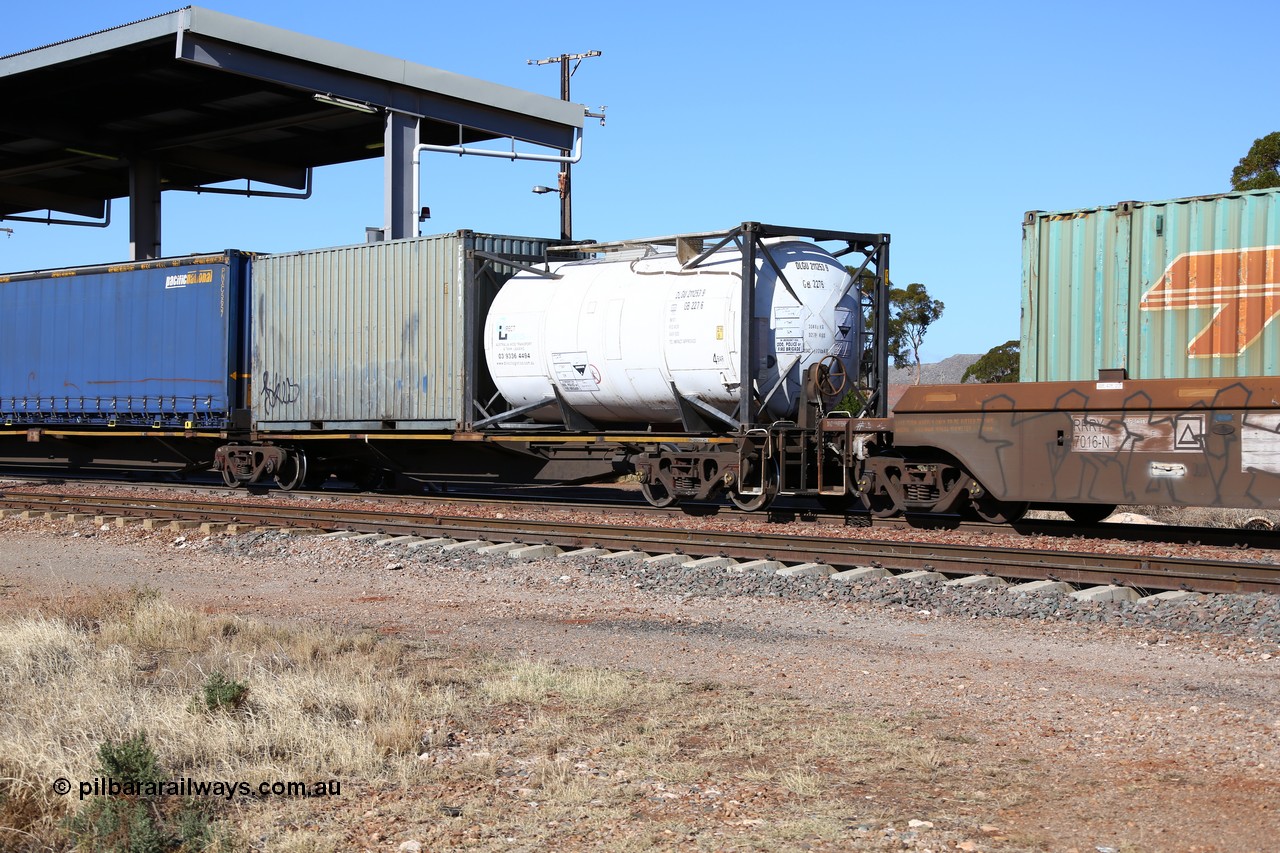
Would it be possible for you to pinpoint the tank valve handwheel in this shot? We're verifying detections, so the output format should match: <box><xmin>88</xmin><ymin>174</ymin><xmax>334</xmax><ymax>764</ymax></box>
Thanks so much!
<box><xmin>816</xmin><ymin>355</ymin><xmax>848</xmax><ymax>397</ymax></box>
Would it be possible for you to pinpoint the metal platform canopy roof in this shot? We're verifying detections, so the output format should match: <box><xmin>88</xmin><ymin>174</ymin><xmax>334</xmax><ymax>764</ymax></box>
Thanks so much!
<box><xmin>0</xmin><ymin>6</ymin><xmax>584</xmax><ymax>258</ymax></box>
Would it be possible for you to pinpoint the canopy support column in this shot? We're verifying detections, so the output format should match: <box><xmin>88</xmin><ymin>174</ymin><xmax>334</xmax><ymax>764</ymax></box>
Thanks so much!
<box><xmin>129</xmin><ymin>157</ymin><xmax>162</xmax><ymax>260</ymax></box>
<box><xmin>384</xmin><ymin>111</ymin><xmax>420</xmax><ymax>240</ymax></box>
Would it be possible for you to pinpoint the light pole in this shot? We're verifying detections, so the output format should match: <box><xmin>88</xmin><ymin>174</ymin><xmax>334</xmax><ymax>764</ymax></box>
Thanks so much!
<box><xmin>528</xmin><ymin>50</ymin><xmax>601</xmax><ymax>242</ymax></box>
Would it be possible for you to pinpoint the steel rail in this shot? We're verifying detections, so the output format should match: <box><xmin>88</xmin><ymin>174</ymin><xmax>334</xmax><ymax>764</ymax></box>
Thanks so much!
<box><xmin>4</xmin><ymin>476</ymin><xmax>1278</xmax><ymax>551</ymax></box>
<box><xmin>3</xmin><ymin>492</ymin><xmax>1277</xmax><ymax>595</ymax></box>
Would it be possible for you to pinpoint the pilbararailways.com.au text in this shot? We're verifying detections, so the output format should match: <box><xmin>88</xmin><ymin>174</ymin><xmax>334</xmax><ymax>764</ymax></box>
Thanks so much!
<box><xmin>60</xmin><ymin>777</ymin><xmax>341</xmax><ymax>801</ymax></box>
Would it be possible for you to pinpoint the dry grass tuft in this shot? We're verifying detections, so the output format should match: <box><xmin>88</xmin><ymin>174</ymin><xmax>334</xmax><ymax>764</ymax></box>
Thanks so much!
<box><xmin>0</xmin><ymin>589</ymin><xmax>436</xmax><ymax>849</ymax></box>
<box><xmin>779</xmin><ymin>768</ymin><xmax>823</xmax><ymax>797</ymax></box>
<box><xmin>478</xmin><ymin>658</ymin><xmax>663</xmax><ymax>710</ymax></box>
<box><xmin>0</xmin><ymin>588</ymin><xmax>1000</xmax><ymax>851</ymax></box>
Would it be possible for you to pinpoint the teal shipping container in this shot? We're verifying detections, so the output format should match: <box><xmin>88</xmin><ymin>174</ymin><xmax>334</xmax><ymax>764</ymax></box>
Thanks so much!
<box><xmin>1021</xmin><ymin>188</ymin><xmax>1280</xmax><ymax>382</ymax></box>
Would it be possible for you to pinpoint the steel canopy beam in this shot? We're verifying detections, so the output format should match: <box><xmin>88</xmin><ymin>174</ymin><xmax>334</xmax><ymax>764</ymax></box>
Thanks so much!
<box><xmin>129</xmin><ymin>158</ymin><xmax>161</xmax><ymax>261</ymax></box>
<box><xmin>0</xmin><ymin>185</ymin><xmax>105</xmax><ymax>220</ymax></box>
<box><xmin>151</xmin><ymin>149</ymin><xmax>308</xmax><ymax>191</ymax></box>
<box><xmin>384</xmin><ymin>112</ymin><xmax>419</xmax><ymax>240</ymax></box>
<box><xmin>176</xmin><ymin>34</ymin><xmax>579</xmax><ymax>152</ymax></box>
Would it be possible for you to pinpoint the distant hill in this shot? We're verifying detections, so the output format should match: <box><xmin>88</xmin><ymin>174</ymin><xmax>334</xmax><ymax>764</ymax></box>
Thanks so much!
<box><xmin>888</xmin><ymin>353</ymin><xmax>982</xmax><ymax>386</ymax></box>
<box><xmin>886</xmin><ymin>354</ymin><xmax>983</xmax><ymax>411</ymax></box>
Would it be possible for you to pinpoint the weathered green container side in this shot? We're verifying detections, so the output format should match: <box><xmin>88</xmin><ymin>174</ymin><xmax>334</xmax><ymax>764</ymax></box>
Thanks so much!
<box><xmin>251</xmin><ymin>231</ymin><xmax>550</xmax><ymax>430</ymax></box>
<box><xmin>1021</xmin><ymin>188</ymin><xmax>1280</xmax><ymax>382</ymax></box>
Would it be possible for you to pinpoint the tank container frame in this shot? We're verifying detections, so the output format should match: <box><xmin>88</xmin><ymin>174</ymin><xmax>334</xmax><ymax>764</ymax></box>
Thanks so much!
<box><xmin>465</xmin><ymin>221</ymin><xmax>892</xmax><ymax>434</ymax></box>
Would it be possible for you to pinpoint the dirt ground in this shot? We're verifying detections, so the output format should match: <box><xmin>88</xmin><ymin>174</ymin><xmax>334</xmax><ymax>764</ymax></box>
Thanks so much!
<box><xmin>1</xmin><ymin>516</ymin><xmax>1277</xmax><ymax>852</ymax></box>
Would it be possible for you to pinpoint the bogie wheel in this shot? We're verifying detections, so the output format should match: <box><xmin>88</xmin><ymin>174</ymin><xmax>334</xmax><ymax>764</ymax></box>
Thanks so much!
<box><xmin>970</xmin><ymin>494</ymin><xmax>1029</xmax><ymax>524</ymax></box>
<box><xmin>220</xmin><ymin>465</ymin><xmax>243</xmax><ymax>489</ymax></box>
<box><xmin>1063</xmin><ymin>503</ymin><xmax>1115</xmax><ymax>525</ymax></box>
<box><xmin>273</xmin><ymin>451</ymin><xmax>308</xmax><ymax>492</ymax></box>
<box><xmin>729</xmin><ymin>483</ymin><xmax>776</xmax><ymax>512</ymax></box>
<box><xmin>640</xmin><ymin>479</ymin><xmax>679</xmax><ymax>508</ymax></box>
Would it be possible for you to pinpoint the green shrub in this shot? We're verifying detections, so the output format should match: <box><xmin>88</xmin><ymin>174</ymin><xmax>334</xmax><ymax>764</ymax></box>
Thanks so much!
<box><xmin>66</xmin><ymin>793</ymin><xmax>166</xmax><ymax>853</ymax></box>
<box><xmin>98</xmin><ymin>731</ymin><xmax>164</xmax><ymax>788</ymax></box>
<box><xmin>200</xmin><ymin>671</ymin><xmax>249</xmax><ymax>713</ymax></box>
<box><xmin>65</xmin><ymin>731</ymin><xmax>230</xmax><ymax>852</ymax></box>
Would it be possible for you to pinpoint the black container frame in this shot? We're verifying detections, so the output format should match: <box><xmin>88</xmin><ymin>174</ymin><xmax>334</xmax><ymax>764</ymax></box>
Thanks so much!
<box><xmin>461</xmin><ymin>222</ymin><xmax>891</xmax><ymax>433</ymax></box>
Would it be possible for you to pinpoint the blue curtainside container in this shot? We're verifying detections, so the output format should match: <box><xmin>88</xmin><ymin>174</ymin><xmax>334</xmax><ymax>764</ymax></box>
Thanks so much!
<box><xmin>0</xmin><ymin>252</ymin><xmax>251</xmax><ymax>427</ymax></box>
<box><xmin>1021</xmin><ymin>188</ymin><xmax>1280</xmax><ymax>382</ymax></box>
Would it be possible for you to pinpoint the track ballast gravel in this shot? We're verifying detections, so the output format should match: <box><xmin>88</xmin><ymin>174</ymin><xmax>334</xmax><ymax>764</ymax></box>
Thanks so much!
<box><xmin>1</xmin><ymin>513</ymin><xmax>1278</xmax><ymax>852</ymax></box>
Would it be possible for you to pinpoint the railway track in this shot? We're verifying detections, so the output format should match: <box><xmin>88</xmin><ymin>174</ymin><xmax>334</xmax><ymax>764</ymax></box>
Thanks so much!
<box><xmin>4</xmin><ymin>474</ymin><xmax>1279</xmax><ymax>551</ymax></box>
<box><xmin>3</xmin><ymin>489</ymin><xmax>1277</xmax><ymax>596</ymax></box>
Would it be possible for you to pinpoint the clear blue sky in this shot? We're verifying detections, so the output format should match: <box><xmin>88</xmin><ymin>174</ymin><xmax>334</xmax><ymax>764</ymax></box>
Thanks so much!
<box><xmin>2</xmin><ymin>1</ymin><xmax>1276</xmax><ymax>361</ymax></box>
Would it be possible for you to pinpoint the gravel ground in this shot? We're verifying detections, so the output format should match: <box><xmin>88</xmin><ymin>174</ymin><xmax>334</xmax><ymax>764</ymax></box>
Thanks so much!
<box><xmin>1</xmin><ymin>510</ymin><xmax>1278</xmax><ymax>851</ymax></box>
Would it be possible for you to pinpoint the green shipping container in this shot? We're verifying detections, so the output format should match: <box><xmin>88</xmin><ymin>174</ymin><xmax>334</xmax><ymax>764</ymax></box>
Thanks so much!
<box><xmin>1021</xmin><ymin>188</ymin><xmax>1280</xmax><ymax>382</ymax></box>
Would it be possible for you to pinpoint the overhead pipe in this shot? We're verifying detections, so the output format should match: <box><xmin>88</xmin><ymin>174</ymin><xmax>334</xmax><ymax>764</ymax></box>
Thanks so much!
<box><xmin>411</xmin><ymin>130</ymin><xmax>583</xmax><ymax>230</ymax></box>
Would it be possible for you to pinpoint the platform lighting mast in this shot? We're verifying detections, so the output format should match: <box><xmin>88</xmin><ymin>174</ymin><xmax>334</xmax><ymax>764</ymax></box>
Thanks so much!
<box><xmin>527</xmin><ymin>50</ymin><xmax>602</xmax><ymax>242</ymax></box>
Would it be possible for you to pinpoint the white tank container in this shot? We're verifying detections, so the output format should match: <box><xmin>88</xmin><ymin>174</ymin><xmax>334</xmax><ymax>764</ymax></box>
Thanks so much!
<box><xmin>483</xmin><ymin>239</ymin><xmax>859</xmax><ymax>424</ymax></box>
